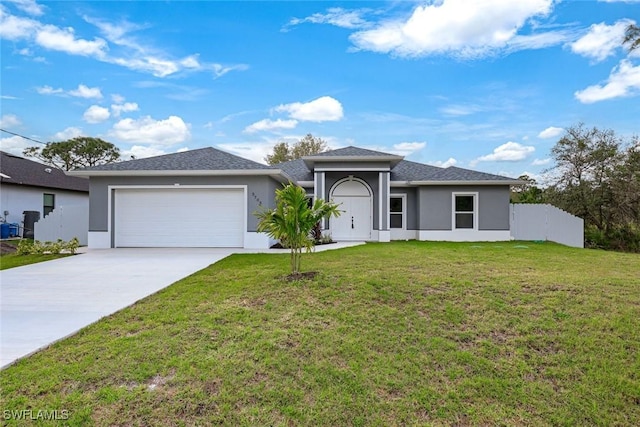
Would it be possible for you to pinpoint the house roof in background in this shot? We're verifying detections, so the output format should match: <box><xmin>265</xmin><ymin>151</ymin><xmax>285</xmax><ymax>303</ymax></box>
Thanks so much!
<box><xmin>0</xmin><ymin>151</ymin><xmax>89</xmax><ymax>192</ymax></box>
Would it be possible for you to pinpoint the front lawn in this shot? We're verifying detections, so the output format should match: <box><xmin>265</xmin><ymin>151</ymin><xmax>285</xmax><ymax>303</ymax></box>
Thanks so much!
<box><xmin>0</xmin><ymin>253</ymin><xmax>71</xmax><ymax>270</ymax></box>
<box><xmin>1</xmin><ymin>242</ymin><xmax>639</xmax><ymax>425</ymax></box>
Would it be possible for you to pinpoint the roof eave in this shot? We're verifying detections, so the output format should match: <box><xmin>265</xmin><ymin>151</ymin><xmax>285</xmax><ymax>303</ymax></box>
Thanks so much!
<box><xmin>408</xmin><ymin>180</ymin><xmax>522</xmax><ymax>186</ymax></box>
<box><xmin>66</xmin><ymin>169</ymin><xmax>296</xmax><ymax>184</ymax></box>
<box><xmin>303</xmin><ymin>155</ymin><xmax>403</xmax><ymax>169</ymax></box>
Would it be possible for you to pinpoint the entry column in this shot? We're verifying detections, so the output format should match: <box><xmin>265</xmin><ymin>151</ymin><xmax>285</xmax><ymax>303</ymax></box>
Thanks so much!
<box><xmin>378</xmin><ymin>171</ymin><xmax>390</xmax><ymax>242</ymax></box>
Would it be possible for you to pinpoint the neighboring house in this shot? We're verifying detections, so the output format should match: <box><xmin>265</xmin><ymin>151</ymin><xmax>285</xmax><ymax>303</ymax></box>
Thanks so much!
<box><xmin>0</xmin><ymin>151</ymin><xmax>89</xmax><ymax>231</ymax></box>
<box><xmin>69</xmin><ymin>146</ymin><xmax>521</xmax><ymax>249</ymax></box>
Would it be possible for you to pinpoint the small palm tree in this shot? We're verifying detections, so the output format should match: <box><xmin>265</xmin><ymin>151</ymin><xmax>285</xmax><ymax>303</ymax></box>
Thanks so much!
<box><xmin>256</xmin><ymin>183</ymin><xmax>340</xmax><ymax>275</ymax></box>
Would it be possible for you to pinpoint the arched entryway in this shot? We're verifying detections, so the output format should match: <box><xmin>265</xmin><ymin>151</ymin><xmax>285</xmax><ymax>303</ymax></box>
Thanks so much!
<box><xmin>330</xmin><ymin>178</ymin><xmax>372</xmax><ymax>241</ymax></box>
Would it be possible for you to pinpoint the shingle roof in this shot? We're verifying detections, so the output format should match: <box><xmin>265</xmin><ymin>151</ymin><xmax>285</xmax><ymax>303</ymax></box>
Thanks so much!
<box><xmin>0</xmin><ymin>151</ymin><xmax>89</xmax><ymax>192</ymax></box>
<box><xmin>308</xmin><ymin>146</ymin><xmax>400</xmax><ymax>157</ymax></box>
<box><xmin>275</xmin><ymin>158</ymin><xmax>313</xmax><ymax>181</ymax></box>
<box><xmin>78</xmin><ymin>147</ymin><xmax>273</xmax><ymax>171</ymax></box>
<box><xmin>428</xmin><ymin>166</ymin><xmax>517</xmax><ymax>182</ymax></box>
<box><xmin>390</xmin><ymin>160</ymin><xmax>443</xmax><ymax>181</ymax></box>
<box><xmin>276</xmin><ymin>156</ymin><xmax>518</xmax><ymax>183</ymax></box>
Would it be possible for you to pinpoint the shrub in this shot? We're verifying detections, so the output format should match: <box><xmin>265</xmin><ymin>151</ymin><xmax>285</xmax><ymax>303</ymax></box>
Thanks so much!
<box><xmin>13</xmin><ymin>237</ymin><xmax>81</xmax><ymax>255</ymax></box>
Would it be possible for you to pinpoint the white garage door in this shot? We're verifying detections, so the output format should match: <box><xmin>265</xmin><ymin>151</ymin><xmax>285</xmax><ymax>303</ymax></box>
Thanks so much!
<box><xmin>114</xmin><ymin>188</ymin><xmax>244</xmax><ymax>247</ymax></box>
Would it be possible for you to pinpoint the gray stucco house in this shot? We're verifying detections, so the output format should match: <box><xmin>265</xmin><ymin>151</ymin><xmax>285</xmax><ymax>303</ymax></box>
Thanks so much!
<box><xmin>68</xmin><ymin>146</ymin><xmax>521</xmax><ymax>249</ymax></box>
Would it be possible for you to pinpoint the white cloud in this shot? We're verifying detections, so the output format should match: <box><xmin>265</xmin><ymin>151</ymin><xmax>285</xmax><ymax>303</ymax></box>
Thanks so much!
<box><xmin>37</xmin><ymin>84</ymin><xmax>102</xmax><ymax>99</ymax></box>
<box><xmin>35</xmin><ymin>24</ymin><xmax>107</xmax><ymax>57</ymax></box>
<box><xmin>52</xmin><ymin>126</ymin><xmax>83</xmax><ymax>140</ymax></box>
<box><xmin>4</xmin><ymin>0</ymin><xmax>44</xmax><ymax>16</ymax></box>
<box><xmin>285</xmin><ymin>7</ymin><xmax>371</xmax><ymax>31</ymax></box>
<box><xmin>538</xmin><ymin>126</ymin><xmax>564</xmax><ymax>139</ymax></box>
<box><xmin>111</xmin><ymin>102</ymin><xmax>139</xmax><ymax>117</ymax></box>
<box><xmin>349</xmin><ymin>0</ymin><xmax>558</xmax><ymax>58</ymax></box>
<box><xmin>83</xmin><ymin>105</ymin><xmax>110</xmax><ymax>123</ymax></box>
<box><xmin>0</xmin><ymin>114</ymin><xmax>21</xmax><ymax>128</ymax></box>
<box><xmin>429</xmin><ymin>157</ymin><xmax>458</xmax><ymax>168</ymax></box>
<box><xmin>110</xmin><ymin>115</ymin><xmax>190</xmax><ymax>145</ymax></box>
<box><xmin>471</xmin><ymin>141</ymin><xmax>535</xmax><ymax>165</ymax></box>
<box><xmin>69</xmin><ymin>84</ymin><xmax>102</xmax><ymax>99</ymax></box>
<box><xmin>531</xmin><ymin>158</ymin><xmax>551</xmax><ymax>166</ymax></box>
<box><xmin>244</xmin><ymin>119</ymin><xmax>298</xmax><ymax>133</ymax></box>
<box><xmin>218</xmin><ymin>142</ymin><xmax>277</xmax><ymax>164</ymax></box>
<box><xmin>392</xmin><ymin>141</ymin><xmax>426</xmax><ymax>156</ymax></box>
<box><xmin>570</xmin><ymin>20</ymin><xmax>633</xmax><ymax>62</ymax></box>
<box><xmin>36</xmin><ymin>85</ymin><xmax>63</xmax><ymax>95</ymax></box>
<box><xmin>275</xmin><ymin>96</ymin><xmax>344</xmax><ymax>122</ymax></box>
<box><xmin>575</xmin><ymin>59</ymin><xmax>640</xmax><ymax>103</ymax></box>
<box><xmin>0</xmin><ymin>134</ymin><xmax>35</xmax><ymax>156</ymax></box>
<box><xmin>111</xmin><ymin>94</ymin><xmax>125</xmax><ymax>103</ymax></box>
<box><xmin>0</xmin><ymin>9</ymin><xmax>39</xmax><ymax>39</ymax></box>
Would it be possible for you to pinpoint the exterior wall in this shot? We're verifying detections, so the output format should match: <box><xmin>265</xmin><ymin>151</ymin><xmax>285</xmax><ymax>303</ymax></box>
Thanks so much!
<box><xmin>35</xmin><ymin>204</ymin><xmax>89</xmax><ymax>245</ymax></box>
<box><xmin>0</xmin><ymin>183</ymin><xmax>88</xmax><ymax>224</ymax></box>
<box><xmin>88</xmin><ymin>175</ymin><xmax>278</xmax><ymax>233</ymax></box>
<box><xmin>418</xmin><ymin>186</ymin><xmax>511</xmax><ymax>231</ymax></box>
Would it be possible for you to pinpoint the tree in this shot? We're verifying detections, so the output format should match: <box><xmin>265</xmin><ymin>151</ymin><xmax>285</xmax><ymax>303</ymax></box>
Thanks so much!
<box><xmin>264</xmin><ymin>134</ymin><xmax>328</xmax><ymax>165</ymax></box>
<box><xmin>510</xmin><ymin>174</ymin><xmax>544</xmax><ymax>203</ymax></box>
<box><xmin>255</xmin><ymin>183</ymin><xmax>340</xmax><ymax>276</ymax></box>
<box><xmin>546</xmin><ymin>124</ymin><xmax>640</xmax><ymax>251</ymax></box>
<box><xmin>624</xmin><ymin>23</ymin><xmax>640</xmax><ymax>51</ymax></box>
<box><xmin>23</xmin><ymin>137</ymin><xmax>120</xmax><ymax>171</ymax></box>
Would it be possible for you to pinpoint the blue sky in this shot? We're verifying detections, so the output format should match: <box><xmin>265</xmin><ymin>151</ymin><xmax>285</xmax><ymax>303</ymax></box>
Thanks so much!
<box><xmin>1</xmin><ymin>0</ymin><xmax>639</xmax><ymax>180</ymax></box>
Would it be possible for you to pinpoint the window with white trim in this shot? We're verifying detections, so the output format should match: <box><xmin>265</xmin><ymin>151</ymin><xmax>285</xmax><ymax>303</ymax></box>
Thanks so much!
<box><xmin>390</xmin><ymin>195</ymin><xmax>405</xmax><ymax>229</ymax></box>
<box><xmin>43</xmin><ymin>193</ymin><xmax>55</xmax><ymax>217</ymax></box>
<box><xmin>453</xmin><ymin>193</ymin><xmax>477</xmax><ymax>230</ymax></box>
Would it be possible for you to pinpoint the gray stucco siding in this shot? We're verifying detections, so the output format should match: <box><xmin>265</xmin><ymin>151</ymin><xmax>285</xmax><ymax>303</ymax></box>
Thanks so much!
<box><xmin>89</xmin><ymin>175</ymin><xmax>278</xmax><ymax>232</ymax></box>
<box><xmin>418</xmin><ymin>185</ymin><xmax>511</xmax><ymax>230</ymax></box>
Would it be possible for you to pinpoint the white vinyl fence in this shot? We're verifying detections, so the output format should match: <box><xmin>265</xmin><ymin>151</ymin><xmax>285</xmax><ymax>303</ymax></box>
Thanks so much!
<box><xmin>510</xmin><ymin>203</ymin><xmax>584</xmax><ymax>248</ymax></box>
<box><xmin>34</xmin><ymin>204</ymin><xmax>89</xmax><ymax>246</ymax></box>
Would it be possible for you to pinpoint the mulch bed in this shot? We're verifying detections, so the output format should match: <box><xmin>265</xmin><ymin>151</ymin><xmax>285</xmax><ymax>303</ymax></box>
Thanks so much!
<box><xmin>270</xmin><ymin>241</ymin><xmax>336</xmax><ymax>249</ymax></box>
<box><xmin>0</xmin><ymin>241</ymin><xmax>17</xmax><ymax>255</ymax></box>
<box><xmin>284</xmin><ymin>271</ymin><xmax>318</xmax><ymax>282</ymax></box>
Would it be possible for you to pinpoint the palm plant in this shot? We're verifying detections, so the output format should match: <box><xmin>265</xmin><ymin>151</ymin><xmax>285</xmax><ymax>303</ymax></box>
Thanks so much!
<box><xmin>255</xmin><ymin>183</ymin><xmax>340</xmax><ymax>275</ymax></box>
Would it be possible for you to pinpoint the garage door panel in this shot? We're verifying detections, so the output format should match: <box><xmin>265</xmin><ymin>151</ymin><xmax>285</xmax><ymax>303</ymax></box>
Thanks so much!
<box><xmin>115</xmin><ymin>188</ymin><xmax>244</xmax><ymax>247</ymax></box>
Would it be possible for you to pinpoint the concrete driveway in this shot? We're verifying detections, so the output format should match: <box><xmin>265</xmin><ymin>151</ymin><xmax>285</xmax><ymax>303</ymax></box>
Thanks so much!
<box><xmin>0</xmin><ymin>248</ymin><xmax>235</xmax><ymax>368</ymax></box>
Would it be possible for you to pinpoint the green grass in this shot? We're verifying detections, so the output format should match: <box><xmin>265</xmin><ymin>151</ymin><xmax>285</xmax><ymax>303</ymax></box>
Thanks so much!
<box><xmin>0</xmin><ymin>252</ymin><xmax>71</xmax><ymax>270</ymax></box>
<box><xmin>1</xmin><ymin>241</ymin><xmax>639</xmax><ymax>425</ymax></box>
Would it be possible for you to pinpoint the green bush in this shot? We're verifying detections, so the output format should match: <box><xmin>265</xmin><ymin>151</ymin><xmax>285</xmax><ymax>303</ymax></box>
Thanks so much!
<box><xmin>14</xmin><ymin>237</ymin><xmax>81</xmax><ymax>256</ymax></box>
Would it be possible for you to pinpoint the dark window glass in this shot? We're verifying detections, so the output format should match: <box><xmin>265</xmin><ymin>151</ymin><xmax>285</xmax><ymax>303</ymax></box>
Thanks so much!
<box><xmin>455</xmin><ymin>213</ymin><xmax>474</xmax><ymax>229</ymax></box>
<box><xmin>390</xmin><ymin>214</ymin><xmax>403</xmax><ymax>229</ymax></box>
<box><xmin>43</xmin><ymin>193</ymin><xmax>55</xmax><ymax>216</ymax></box>
<box><xmin>455</xmin><ymin>195</ymin><xmax>474</xmax><ymax>212</ymax></box>
<box><xmin>390</xmin><ymin>197</ymin><xmax>403</xmax><ymax>213</ymax></box>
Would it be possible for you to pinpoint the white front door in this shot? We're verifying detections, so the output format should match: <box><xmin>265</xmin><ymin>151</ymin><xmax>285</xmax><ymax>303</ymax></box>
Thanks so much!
<box><xmin>332</xmin><ymin>196</ymin><xmax>372</xmax><ymax>240</ymax></box>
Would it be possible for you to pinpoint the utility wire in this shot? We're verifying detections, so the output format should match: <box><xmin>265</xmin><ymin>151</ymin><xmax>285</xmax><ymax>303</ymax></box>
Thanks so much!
<box><xmin>0</xmin><ymin>128</ymin><xmax>48</xmax><ymax>145</ymax></box>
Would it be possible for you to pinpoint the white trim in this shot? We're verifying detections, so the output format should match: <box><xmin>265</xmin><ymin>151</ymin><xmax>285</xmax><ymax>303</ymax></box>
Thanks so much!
<box><xmin>387</xmin><ymin>172</ymin><xmax>391</xmax><ymax>230</ymax></box>
<box><xmin>303</xmin><ymin>155</ymin><xmax>402</xmax><ymax>162</ymax></box>
<box><xmin>378</xmin><ymin>230</ymin><xmax>390</xmax><ymax>242</ymax></box>
<box><xmin>298</xmin><ymin>181</ymin><xmax>314</xmax><ymax>187</ymax></box>
<box><xmin>315</xmin><ymin>167</ymin><xmax>390</xmax><ymax>172</ymax></box>
<box><xmin>452</xmin><ymin>192</ymin><xmax>478</xmax><ymax>231</ymax></box>
<box><xmin>390</xmin><ymin>229</ymin><xmax>418</xmax><ymax>240</ymax></box>
<box><xmin>389</xmin><ymin>193</ymin><xmax>407</xmax><ymax>230</ymax></box>
<box><xmin>378</xmin><ymin>173</ymin><xmax>383</xmax><ymax>230</ymax></box>
<box><xmin>418</xmin><ymin>230</ymin><xmax>511</xmax><ymax>242</ymax></box>
<box><xmin>88</xmin><ymin>231</ymin><xmax>110</xmax><ymax>249</ymax></box>
<box><xmin>409</xmin><ymin>180</ymin><xmax>521</xmax><ymax>186</ymax></box>
<box><xmin>108</xmin><ymin>185</ymin><xmax>248</xmax><ymax>248</ymax></box>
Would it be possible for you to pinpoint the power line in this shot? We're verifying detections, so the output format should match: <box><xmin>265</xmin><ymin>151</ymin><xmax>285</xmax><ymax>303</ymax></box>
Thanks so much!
<box><xmin>0</xmin><ymin>128</ymin><xmax>47</xmax><ymax>145</ymax></box>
